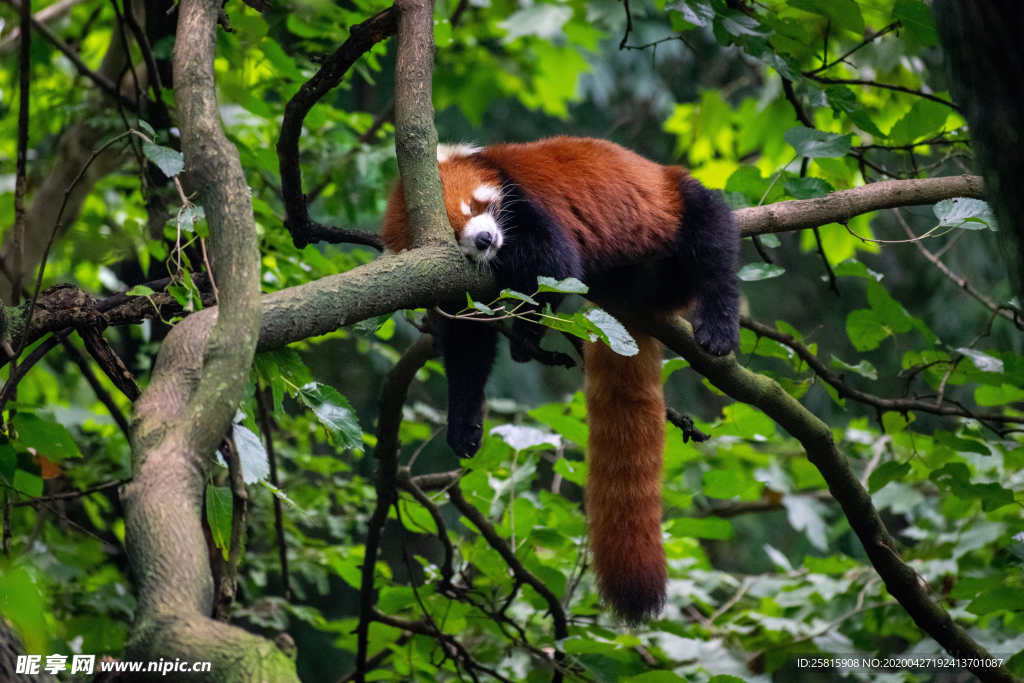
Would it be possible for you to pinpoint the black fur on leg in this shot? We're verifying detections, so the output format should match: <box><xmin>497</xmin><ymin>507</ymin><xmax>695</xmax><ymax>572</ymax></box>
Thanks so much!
<box><xmin>678</xmin><ymin>176</ymin><xmax>740</xmax><ymax>356</ymax></box>
<box><xmin>436</xmin><ymin>314</ymin><xmax>499</xmax><ymax>458</ymax></box>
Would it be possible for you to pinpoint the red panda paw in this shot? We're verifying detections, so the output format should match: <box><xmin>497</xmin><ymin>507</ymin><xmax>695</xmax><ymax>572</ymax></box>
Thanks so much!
<box><xmin>447</xmin><ymin>420</ymin><xmax>484</xmax><ymax>459</ymax></box>
<box><xmin>693</xmin><ymin>318</ymin><xmax>739</xmax><ymax>357</ymax></box>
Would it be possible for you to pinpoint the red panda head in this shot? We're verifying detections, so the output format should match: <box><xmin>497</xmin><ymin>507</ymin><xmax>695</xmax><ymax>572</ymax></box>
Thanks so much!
<box><xmin>380</xmin><ymin>144</ymin><xmax>505</xmax><ymax>261</ymax></box>
<box><xmin>437</xmin><ymin>145</ymin><xmax>504</xmax><ymax>264</ymax></box>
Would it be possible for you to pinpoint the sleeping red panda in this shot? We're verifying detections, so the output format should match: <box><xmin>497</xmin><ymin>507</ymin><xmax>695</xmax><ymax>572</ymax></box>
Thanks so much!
<box><xmin>381</xmin><ymin>136</ymin><xmax>739</xmax><ymax>624</ymax></box>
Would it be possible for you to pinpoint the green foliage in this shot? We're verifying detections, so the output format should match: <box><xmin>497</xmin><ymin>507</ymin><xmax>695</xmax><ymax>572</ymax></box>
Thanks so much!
<box><xmin>1</xmin><ymin>0</ymin><xmax>1021</xmax><ymax>680</ymax></box>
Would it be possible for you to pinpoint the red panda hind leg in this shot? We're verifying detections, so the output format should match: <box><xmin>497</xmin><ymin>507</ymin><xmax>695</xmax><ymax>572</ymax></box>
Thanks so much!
<box><xmin>584</xmin><ymin>328</ymin><xmax>667</xmax><ymax>625</ymax></box>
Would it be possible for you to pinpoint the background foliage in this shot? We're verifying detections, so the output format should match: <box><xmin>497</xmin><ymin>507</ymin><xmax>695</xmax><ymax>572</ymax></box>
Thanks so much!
<box><xmin>1</xmin><ymin>0</ymin><xmax>1022</xmax><ymax>680</ymax></box>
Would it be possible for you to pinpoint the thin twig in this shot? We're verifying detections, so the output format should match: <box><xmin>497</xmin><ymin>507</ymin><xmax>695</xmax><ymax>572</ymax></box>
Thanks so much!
<box><xmin>213</xmin><ymin>435</ymin><xmax>248</xmax><ymax>622</ymax></box>
<box><xmin>14</xmin><ymin>131</ymin><xmax>135</xmax><ymax>360</ymax></box>
<box><xmin>805</xmin><ymin>22</ymin><xmax>899</xmax><ymax>75</ymax></box>
<box><xmin>618</xmin><ymin>0</ymin><xmax>633</xmax><ymax>50</ymax></box>
<box><xmin>356</xmin><ymin>334</ymin><xmax>436</xmax><ymax>683</ymax></box>
<box><xmin>740</xmin><ymin>316</ymin><xmax>1023</xmax><ymax>424</ymax></box>
<box><xmin>803</xmin><ymin>74</ymin><xmax>960</xmax><ymax>112</ymax></box>
<box><xmin>9</xmin><ymin>477</ymin><xmax>129</xmax><ymax>507</ymax></box>
<box><xmin>60</xmin><ymin>336</ymin><xmax>131</xmax><ymax>438</ymax></box>
<box><xmin>893</xmin><ymin>208</ymin><xmax>1022</xmax><ymax>329</ymax></box>
<box><xmin>256</xmin><ymin>384</ymin><xmax>289</xmax><ymax>599</ymax></box>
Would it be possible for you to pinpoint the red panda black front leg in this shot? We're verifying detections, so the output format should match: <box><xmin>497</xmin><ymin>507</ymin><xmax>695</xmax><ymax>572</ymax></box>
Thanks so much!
<box><xmin>436</xmin><ymin>314</ymin><xmax>500</xmax><ymax>458</ymax></box>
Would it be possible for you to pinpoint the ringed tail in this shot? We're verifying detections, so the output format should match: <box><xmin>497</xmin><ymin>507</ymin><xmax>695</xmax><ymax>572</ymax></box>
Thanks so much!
<box><xmin>584</xmin><ymin>327</ymin><xmax>666</xmax><ymax>625</ymax></box>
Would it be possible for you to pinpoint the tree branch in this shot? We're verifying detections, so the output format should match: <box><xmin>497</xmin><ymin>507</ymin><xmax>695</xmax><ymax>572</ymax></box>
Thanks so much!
<box><xmin>277</xmin><ymin>8</ymin><xmax>397</xmax><ymax>250</ymax></box>
<box><xmin>739</xmin><ymin>316</ymin><xmax>1023</xmax><ymax>424</ymax></box>
<box><xmin>118</xmin><ymin>0</ymin><xmax>292</xmax><ymax>676</ymax></box>
<box><xmin>638</xmin><ymin>312</ymin><xmax>1016</xmax><ymax>683</ymax></box>
<box><xmin>803</xmin><ymin>74</ymin><xmax>961</xmax><ymax>112</ymax></box>
<box><xmin>893</xmin><ymin>208</ymin><xmax>1023</xmax><ymax>329</ymax></box>
<box><xmin>355</xmin><ymin>333</ymin><xmax>436</xmax><ymax>683</ymax></box>
<box><xmin>447</xmin><ymin>483</ymin><xmax>568</xmax><ymax>681</ymax></box>
<box><xmin>734</xmin><ymin>175</ymin><xmax>985</xmax><ymax>237</ymax></box>
<box><xmin>5</xmin><ymin>0</ymin><xmax>145</xmax><ymax>112</ymax></box>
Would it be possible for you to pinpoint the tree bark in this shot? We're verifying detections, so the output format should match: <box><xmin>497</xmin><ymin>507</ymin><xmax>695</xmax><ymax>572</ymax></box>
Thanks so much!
<box><xmin>118</xmin><ymin>0</ymin><xmax>288</xmax><ymax>678</ymax></box>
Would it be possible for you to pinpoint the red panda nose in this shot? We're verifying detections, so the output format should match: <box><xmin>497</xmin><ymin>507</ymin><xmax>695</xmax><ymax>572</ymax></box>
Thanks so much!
<box><xmin>474</xmin><ymin>232</ymin><xmax>493</xmax><ymax>251</ymax></box>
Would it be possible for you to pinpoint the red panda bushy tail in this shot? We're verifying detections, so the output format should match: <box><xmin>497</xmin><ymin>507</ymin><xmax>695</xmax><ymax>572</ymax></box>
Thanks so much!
<box><xmin>583</xmin><ymin>328</ymin><xmax>666</xmax><ymax>625</ymax></box>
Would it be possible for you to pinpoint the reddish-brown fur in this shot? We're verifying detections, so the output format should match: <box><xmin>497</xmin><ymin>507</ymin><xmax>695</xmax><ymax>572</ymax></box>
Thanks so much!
<box><xmin>381</xmin><ymin>156</ymin><xmax>503</xmax><ymax>253</ymax></box>
<box><xmin>380</xmin><ymin>137</ymin><xmax>735</xmax><ymax>623</ymax></box>
<box><xmin>479</xmin><ymin>138</ymin><xmax>685</xmax><ymax>261</ymax></box>
<box><xmin>584</xmin><ymin>328</ymin><xmax>667</xmax><ymax>624</ymax></box>
<box><xmin>381</xmin><ymin>137</ymin><xmax>686</xmax><ymax>262</ymax></box>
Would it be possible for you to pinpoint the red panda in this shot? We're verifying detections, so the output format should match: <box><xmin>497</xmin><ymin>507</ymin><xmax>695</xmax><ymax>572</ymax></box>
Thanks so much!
<box><xmin>381</xmin><ymin>136</ymin><xmax>739</xmax><ymax>624</ymax></box>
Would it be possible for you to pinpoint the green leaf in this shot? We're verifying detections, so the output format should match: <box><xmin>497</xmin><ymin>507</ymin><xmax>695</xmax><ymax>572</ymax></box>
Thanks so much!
<box><xmin>584</xmin><ymin>309</ymin><xmax>638</xmax><ymax>356</ymax></box>
<box><xmin>553</xmin><ymin>457</ymin><xmax>587</xmax><ymax>486</ymax></box>
<box><xmin>738</xmin><ymin>263</ymin><xmax>786</xmax><ymax>281</ymax></box>
<box><xmin>929</xmin><ymin>462</ymin><xmax>974</xmax><ymax>498</ymax></box>
<box><xmin>867</xmin><ymin>460</ymin><xmax>911</xmax><ymax>493</ymax></box>
<box><xmin>702</xmin><ymin>469</ymin><xmax>759</xmax><ymax>499</ymax></box>
<box><xmin>472</xmin><ymin>300</ymin><xmax>495</xmax><ymax>315</ymax></box>
<box><xmin>975</xmin><ymin>383</ymin><xmax>1024</xmax><ymax>406</ymax></box>
<box><xmin>867</xmin><ymin>281</ymin><xmax>912</xmax><ymax>333</ymax></box>
<box><xmin>127</xmin><ymin>284</ymin><xmax>155</xmax><ymax>297</ymax></box>
<box><xmin>833</xmin><ymin>259</ymin><xmax>883</xmax><ymax>280</ymax></box>
<box><xmin>143</xmin><ymin>141</ymin><xmax>184</xmax><ymax>177</ymax></box>
<box><xmin>759</xmin><ymin>233</ymin><xmax>781</xmax><ymax>248</ymax></box>
<box><xmin>297</xmin><ymin>383</ymin><xmax>363</xmax><ymax>450</ymax></box>
<box><xmin>830</xmin><ymin>355</ymin><xmax>877</xmax><ymax>379</ymax></box>
<box><xmin>661</xmin><ymin>358</ymin><xmax>690</xmax><ymax>383</ymax></box>
<box><xmin>138</xmin><ymin>120</ymin><xmax>156</xmax><ymax>138</ymax></box>
<box><xmin>788</xmin><ymin>0</ymin><xmax>864</xmax><ymax>33</ymax></box>
<box><xmin>846</xmin><ymin>309</ymin><xmax>890</xmax><ymax>351</ymax></box>
<box><xmin>499</xmin><ymin>289</ymin><xmax>539</xmax><ymax>306</ymax></box>
<box><xmin>933</xmin><ymin>198</ymin><xmax>998</xmax><ymax>231</ymax></box>
<box><xmin>957</xmin><ymin>347</ymin><xmax>1004</xmax><ymax>373</ymax></box>
<box><xmin>888</xmin><ymin>99</ymin><xmax>950</xmax><ymax>145</ymax></box>
<box><xmin>967</xmin><ymin>587</ymin><xmax>1024</xmax><ymax>616</ymax></box>
<box><xmin>935</xmin><ymin>431</ymin><xmax>990</xmax><ymax>455</ymax></box>
<box><xmin>626</xmin><ymin>672</ymin><xmax>688</xmax><ymax>683</ymax></box>
<box><xmin>537</xmin><ymin>276</ymin><xmax>589</xmax><ymax>294</ymax></box>
<box><xmin>670</xmin><ymin>516</ymin><xmax>734</xmax><ymax>540</ymax></box>
<box><xmin>13</xmin><ymin>413</ymin><xmax>80</xmax><ymax>460</ymax></box>
<box><xmin>804</xmin><ymin>554</ymin><xmax>859</xmax><ymax>575</ymax></box>
<box><xmin>232</xmin><ymin>424</ymin><xmax>269</xmax><ymax>484</ymax></box>
<box><xmin>499</xmin><ymin>4</ymin><xmax>573</xmax><ymax>42</ymax></box>
<box><xmin>784</xmin><ymin>177</ymin><xmax>833</xmax><ymax>200</ymax></box>
<box><xmin>847</xmin><ymin>109</ymin><xmax>887</xmax><ymax>138</ymax></box>
<box><xmin>892</xmin><ymin>0</ymin><xmax>938</xmax><ymax>47</ymax></box>
<box><xmin>206</xmin><ymin>485</ymin><xmax>233</xmax><ymax>560</ymax></box>
<box><xmin>12</xmin><ymin>469</ymin><xmax>42</xmax><ymax>497</ymax></box>
<box><xmin>784</xmin><ymin>127</ymin><xmax>853</xmax><ymax>159</ymax></box>
<box><xmin>490</xmin><ymin>424</ymin><xmax>561</xmax><ymax>451</ymax></box>
<box><xmin>716</xmin><ymin>9</ymin><xmax>771</xmax><ymax>37</ymax></box>
<box><xmin>678</xmin><ymin>0</ymin><xmax>714</xmax><ymax>27</ymax></box>
<box><xmin>529</xmin><ymin>404</ymin><xmax>589</xmax><ymax>446</ymax></box>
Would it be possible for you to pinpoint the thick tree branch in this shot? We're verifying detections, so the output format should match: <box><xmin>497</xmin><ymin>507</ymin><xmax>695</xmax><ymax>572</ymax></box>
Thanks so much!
<box><xmin>734</xmin><ymin>175</ymin><xmax>985</xmax><ymax>237</ymax></box>
<box><xmin>118</xmin><ymin>0</ymin><xmax>291</xmax><ymax>677</ymax></box>
<box><xmin>393</xmin><ymin>0</ymin><xmax>455</xmax><ymax>249</ymax></box>
<box><xmin>638</xmin><ymin>313</ymin><xmax>1015</xmax><ymax>683</ymax></box>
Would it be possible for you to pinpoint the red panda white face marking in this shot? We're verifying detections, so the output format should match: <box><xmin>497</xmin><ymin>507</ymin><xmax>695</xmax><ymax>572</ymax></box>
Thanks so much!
<box><xmin>460</xmin><ymin>183</ymin><xmax>504</xmax><ymax>263</ymax></box>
